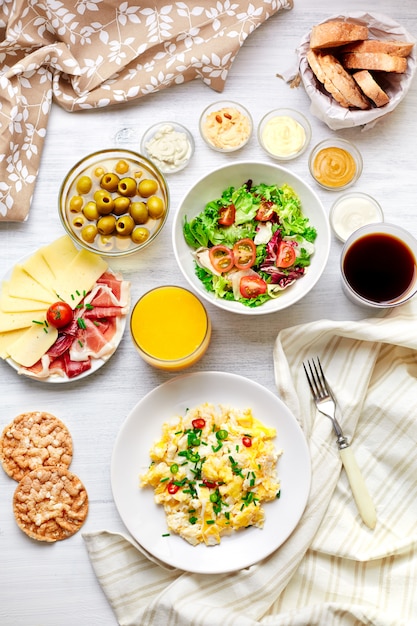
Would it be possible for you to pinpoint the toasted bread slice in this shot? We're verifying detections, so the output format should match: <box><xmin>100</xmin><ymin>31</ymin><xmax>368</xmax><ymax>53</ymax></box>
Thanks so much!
<box><xmin>307</xmin><ymin>49</ymin><xmax>370</xmax><ymax>109</ymax></box>
<box><xmin>342</xmin><ymin>52</ymin><xmax>407</xmax><ymax>73</ymax></box>
<box><xmin>353</xmin><ymin>70</ymin><xmax>390</xmax><ymax>107</ymax></box>
<box><xmin>310</xmin><ymin>20</ymin><xmax>368</xmax><ymax>50</ymax></box>
<box><xmin>342</xmin><ymin>39</ymin><xmax>414</xmax><ymax>58</ymax></box>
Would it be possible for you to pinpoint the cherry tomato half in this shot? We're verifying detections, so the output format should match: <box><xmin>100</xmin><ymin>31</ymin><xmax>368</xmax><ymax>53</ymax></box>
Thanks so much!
<box><xmin>218</xmin><ymin>204</ymin><xmax>236</xmax><ymax>226</ymax></box>
<box><xmin>46</xmin><ymin>302</ymin><xmax>73</xmax><ymax>329</ymax></box>
<box><xmin>167</xmin><ymin>482</ymin><xmax>180</xmax><ymax>495</ymax></box>
<box><xmin>276</xmin><ymin>243</ymin><xmax>296</xmax><ymax>268</ymax></box>
<box><xmin>239</xmin><ymin>275</ymin><xmax>267</xmax><ymax>299</ymax></box>
<box><xmin>233</xmin><ymin>239</ymin><xmax>257</xmax><ymax>270</ymax></box>
<box><xmin>209</xmin><ymin>245</ymin><xmax>234</xmax><ymax>273</ymax></box>
<box><xmin>192</xmin><ymin>418</ymin><xmax>206</xmax><ymax>430</ymax></box>
<box><xmin>242</xmin><ymin>436</ymin><xmax>252</xmax><ymax>448</ymax></box>
<box><xmin>255</xmin><ymin>201</ymin><xmax>276</xmax><ymax>221</ymax></box>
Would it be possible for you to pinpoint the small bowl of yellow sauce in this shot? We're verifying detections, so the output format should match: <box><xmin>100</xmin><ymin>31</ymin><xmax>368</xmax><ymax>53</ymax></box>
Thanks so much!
<box><xmin>257</xmin><ymin>108</ymin><xmax>311</xmax><ymax>161</ymax></box>
<box><xmin>309</xmin><ymin>138</ymin><xmax>362</xmax><ymax>191</ymax></box>
<box><xmin>199</xmin><ymin>101</ymin><xmax>253</xmax><ymax>152</ymax></box>
<box><xmin>130</xmin><ymin>286</ymin><xmax>211</xmax><ymax>371</ymax></box>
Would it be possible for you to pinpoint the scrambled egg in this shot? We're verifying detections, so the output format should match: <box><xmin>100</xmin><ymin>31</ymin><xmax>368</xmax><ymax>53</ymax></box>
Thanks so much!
<box><xmin>140</xmin><ymin>403</ymin><xmax>282</xmax><ymax>546</ymax></box>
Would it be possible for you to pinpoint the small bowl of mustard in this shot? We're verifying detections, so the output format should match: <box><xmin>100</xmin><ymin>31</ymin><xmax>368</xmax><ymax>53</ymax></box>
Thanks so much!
<box><xmin>199</xmin><ymin>101</ymin><xmax>253</xmax><ymax>152</ymax></box>
<box><xmin>257</xmin><ymin>108</ymin><xmax>311</xmax><ymax>161</ymax></box>
<box><xmin>308</xmin><ymin>138</ymin><xmax>363</xmax><ymax>191</ymax></box>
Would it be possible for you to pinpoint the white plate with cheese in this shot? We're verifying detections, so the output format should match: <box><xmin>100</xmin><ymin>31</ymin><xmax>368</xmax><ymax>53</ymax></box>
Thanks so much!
<box><xmin>0</xmin><ymin>236</ymin><xmax>129</xmax><ymax>383</ymax></box>
<box><xmin>111</xmin><ymin>371</ymin><xmax>311</xmax><ymax>574</ymax></box>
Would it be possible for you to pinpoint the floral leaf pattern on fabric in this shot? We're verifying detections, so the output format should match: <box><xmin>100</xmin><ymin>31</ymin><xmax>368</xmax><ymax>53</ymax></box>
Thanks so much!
<box><xmin>0</xmin><ymin>0</ymin><xmax>292</xmax><ymax>221</ymax></box>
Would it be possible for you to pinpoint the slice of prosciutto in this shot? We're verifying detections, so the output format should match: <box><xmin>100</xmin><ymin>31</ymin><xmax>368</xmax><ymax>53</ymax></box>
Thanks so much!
<box><xmin>20</xmin><ymin>270</ymin><xmax>130</xmax><ymax>380</ymax></box>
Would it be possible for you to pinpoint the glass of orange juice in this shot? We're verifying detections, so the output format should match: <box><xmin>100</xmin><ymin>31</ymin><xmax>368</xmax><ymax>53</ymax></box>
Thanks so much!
<box><xmin>130</xmin><ymin>286</ymin><xmax>211</xmax><ymax>370</ymax></box>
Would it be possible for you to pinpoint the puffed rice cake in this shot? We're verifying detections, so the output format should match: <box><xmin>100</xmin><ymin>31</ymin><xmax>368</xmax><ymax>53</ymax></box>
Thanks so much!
<box><xmin>0</xmin><ymin>411</ymin><xmax>73</xmax><ymax>482</ymax></box>
<box><xmin>13</xmin><ymin>466</ymin><xmax>89</xmax><ymax>542</ymax></box>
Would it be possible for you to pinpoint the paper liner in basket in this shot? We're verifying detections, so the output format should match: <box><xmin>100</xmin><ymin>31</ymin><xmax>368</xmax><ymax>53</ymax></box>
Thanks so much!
<box><xmin>298</xmin><ymin>12</ymin><xmax>416</xmax><ymax>131</ymax></box>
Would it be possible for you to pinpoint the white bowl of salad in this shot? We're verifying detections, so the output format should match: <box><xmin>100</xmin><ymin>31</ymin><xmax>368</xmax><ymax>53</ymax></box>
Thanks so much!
<box><xmin>172</xmin><ymin>161</ymin><xmax>330</xmax><ymax>315</ymax></box>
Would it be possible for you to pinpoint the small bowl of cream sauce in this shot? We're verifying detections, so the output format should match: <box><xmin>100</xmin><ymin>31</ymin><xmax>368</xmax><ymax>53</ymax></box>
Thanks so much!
<box><xmin>141</xmin><ymin>122</ymin><xmax>194</xmax><ymax>174</ymax></box>
<box><xmin>330</xmin><ymin>192</ymin><xmax>384</xmax><ymax>242</ymax></box>
<box><xmin>257</xmin><ymin>108</ymin><xmax>311</xmax><ymax>161</ymax></box>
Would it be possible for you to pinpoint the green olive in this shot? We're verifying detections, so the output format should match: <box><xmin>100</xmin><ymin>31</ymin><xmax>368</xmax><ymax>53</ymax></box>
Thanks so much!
<box><xmin>81</xmin><ymin>224</ymin><xmax>98</xmax><ymax>243</ymax></box>
<box><xmin>69</xmin><ymin>195</ymin><xmax>83</xmax><ymax>212</ymax></box>
<box><xmin>94</xmin><ymin>189</ymin><xmax>115</xmax><ymax>215</ymax></box>
<box><xmin>138</xmin><ymin>178</ymin><xmax>158</xmax><ymax>198</ymax></box>
<box><xmin>115</xmin><ymin>159</ymin><xmax>129</xmax><ymax>175</ymax></box>
<box><xmin>72</xmin><ymin>215</ymin><xmax>85</xmax><ymax>228</ymax></box>
<box><xmin>129</xmin><ymin>201</ymin><xmax>148</xmax><ymax>224</ymax></box>
<box><xmin>116</xmin><ymin>215</ymin><xmax>135</xmax><ymax>236</ymax></box>
<box><xmin>118</xmin><ymin>177</ymin><xmax>137</xmax><ymax>197</ymax></box>
<box><xmin>131</xmin><ymin>227</ymin><xmax>150</xmax><ymax>244</ymax></box>
<box><xmin>100</xmin><ymin>172</ymin><xmax>119</xmax><ymax>192</ymax></box>
<box><xmin>113</xmin><ymin>195</ymin><xmax>131</xmax><ymax>216</ymax></box>
<box><xmin>94</xmin><ymin>166</ymin><xmax>106</xmax><ymax>179</ymax></box>
<box><xmin>83</xmin><ymin>201</ymin><xmax>100</xmax><ymax>221</ymax></box>
<box><xmin>76</xmin><ymin>175</ymin><xmax>93</xmax><ymax>194</ymax></box>
<box><xmin>147</xmin><ymin>195</ymin><xmax>165</xmax><ymax>219</ymax></box>
<box><xmin>97</xmin><ymin>214</ymin><xmax>116</xmax><ymax>235</ymax></box>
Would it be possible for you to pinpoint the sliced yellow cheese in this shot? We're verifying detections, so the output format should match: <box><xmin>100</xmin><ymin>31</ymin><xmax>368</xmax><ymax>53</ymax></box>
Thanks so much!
<box><xmin>21</xmin><ymin>249</ymin><xmax>57</xmax><ymax>293</ymax></box>
<box><xmin>8</xmin><ymin>265</ymin><xmax>57</xmax><ymax>304</ymax></box>
<box><xmin>41</xmin><ymin>235</ymin><xmax>79</xmax><ymax>282</ymax></box>
<box><xmin>7</xmin><ymin>323</ymin><xmax>58</xmax><ymax>367</ymax></box>
<box><xmin>0</xmin><ymin>281</ymin><xmax>48</xmax><ymax>313</ymax></box>
<box><xmin>54</xmin><ymin>249</ymin><xmax>108</xmax><ymax>308</ymax></box>
<box><xmin>0</xmin><ymin>328</ymin><xmax>28</xmax><ymax>359</ymax></box>
<box><xmin>0</xmin><ymin>310</ymin><xmax>42</xmax><ymax>332</ymax></box>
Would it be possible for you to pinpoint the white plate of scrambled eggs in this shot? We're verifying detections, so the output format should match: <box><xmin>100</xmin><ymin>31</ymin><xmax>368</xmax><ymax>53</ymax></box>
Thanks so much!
<box><xmin>111</xmin><ymin>372</ymin><xmax>311</xmax><ymax>574</ymax></box>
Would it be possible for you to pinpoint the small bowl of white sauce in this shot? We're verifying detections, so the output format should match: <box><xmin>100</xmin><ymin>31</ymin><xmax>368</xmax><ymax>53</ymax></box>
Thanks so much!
<box><xmin>330</xmin><ymin>192</ymin><xmax>384</xmax><ymax>242</ymax></box>
<box><xmin>141</xmin><ymin>122</ymin><xmax>194</xmax><ymax>174</ymax></box>
<box><xmin>257</xmin><ymin>108</ymin><xmax>311</xmax><ymax>161</ymax></box>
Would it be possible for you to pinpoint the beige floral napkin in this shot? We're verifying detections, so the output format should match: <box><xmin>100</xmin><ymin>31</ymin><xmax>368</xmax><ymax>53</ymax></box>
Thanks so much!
<box><xmin>0</xmin><ymin>0</ymin><xmax>293</xmax><ymax>222</ymax></box>
<box><xmin>84</xmin><ymin>297</ymin><xmax>417</xmax><ymax>625</ymax></box>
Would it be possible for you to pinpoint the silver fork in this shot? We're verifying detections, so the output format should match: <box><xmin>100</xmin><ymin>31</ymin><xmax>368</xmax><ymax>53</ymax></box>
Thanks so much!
<box><xmin>303</xmin><ymin>357</ymin><xmax>376</xmax><ymax>529</ymax></box>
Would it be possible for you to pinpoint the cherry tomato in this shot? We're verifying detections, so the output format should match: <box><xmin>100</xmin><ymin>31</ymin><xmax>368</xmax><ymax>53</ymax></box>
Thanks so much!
<box><xmin>46</xmin><ymin>302</ymin><xmax>73</xmax><ymax>329</ymax></box>
<box><xmin>239</xmin><ymin>275</ymin><xmax>267</xmax><ymax>299</ymax></box>
<box><xmin>255</xmin><ymin>201</ymin><xmax>275</xmax><ymax>221</ymax></box>
<box><xmin>242</xmin><ymin>436</ymin><xmax>252</xmax><ymax>448</ymax></box>
<box><xmin>167</xmin><ymin>482</ymin><xmax>180</xmax><ymax>495</ymax></box>
<box><xmin>218</xmin><ymin>204</ymin><xmax>235</xmax><ymax>226</ymax></box>
<box><xmin>209</xmin><ymin>245</ymin><xmax>234</xmax><ymax>273</ymax></box>
<box><xmin>233</xmin><ymin>239</ymin><xmax>257</xmax><ymax>270</ymax></box>
<box><xmin>276</xmin><ymin>243</ymin><xmax>296</xmax><ymax>268</ymax></box>
<box><xmin>192</xmin><ymin>418</ymin><xmax>206</xmax><ymax>429</ymax></box>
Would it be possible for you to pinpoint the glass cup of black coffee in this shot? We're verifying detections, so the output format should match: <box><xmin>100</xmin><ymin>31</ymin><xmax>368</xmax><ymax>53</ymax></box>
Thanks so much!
<box><xmin>341</xmin><ymin>223</ymin><xmax>417</xmax><ymax>308</ymax></box>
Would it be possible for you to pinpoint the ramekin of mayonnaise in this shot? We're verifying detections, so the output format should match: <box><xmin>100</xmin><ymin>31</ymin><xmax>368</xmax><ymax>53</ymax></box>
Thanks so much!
<box><xmin>258</xmin><ymin>108</ymin><xmax>311</xmax><ymax>160</ymax></box>
<box><xmin>141</xmin><ymin>122</ymin><xmax>194</xmax><ymax>174</ymax></box>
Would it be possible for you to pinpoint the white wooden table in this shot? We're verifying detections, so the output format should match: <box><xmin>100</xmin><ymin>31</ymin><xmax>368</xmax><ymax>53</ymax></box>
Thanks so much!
<box><xmin>1</xmin><ymin>0</ymin><xmax>416</xmax><ymax>623</ymax></box>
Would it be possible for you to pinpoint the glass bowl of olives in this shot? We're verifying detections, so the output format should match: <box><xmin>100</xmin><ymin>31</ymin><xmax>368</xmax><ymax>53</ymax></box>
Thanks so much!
<box><xmin>58</xmin><ymin>149</ymin><xmax>169</xmax><ymax>257</ymax></box>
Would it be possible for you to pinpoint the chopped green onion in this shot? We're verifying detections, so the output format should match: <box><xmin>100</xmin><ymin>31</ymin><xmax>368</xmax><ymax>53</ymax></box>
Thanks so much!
<box><xmin>189</xmin><ymin>516</ymin><xmax>198</xmax><ymax>525</ymax></box>
<box><xmin>77</xmin><ymin>318</ymin><xmax>87</xmax><ymax>329</ymax></box>
<box><xmin>206</xmin><ymin>520</ymin><xmax>215</xmax><ymax>525</ymax></box>
<box><xmin>160</xmin><ymin>477</ymin><xmax>170</xmax><ymax>483</ymax></box>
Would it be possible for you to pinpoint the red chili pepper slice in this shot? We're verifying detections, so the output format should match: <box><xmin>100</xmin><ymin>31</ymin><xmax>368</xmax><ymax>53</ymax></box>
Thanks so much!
<box><xmin>192</xmin><ymin>418</ymin><xmax>206</xmax><ymax>429</ymax></box>
<box><xmin>202</xmin><ymin>480</ymin><xmax>217</xmax><ymax>489</ymax></box>
<box><xmin>242</xmin><ymin>436</ymin><xmax>252</xmax><ymax>448</ymax></box>
<box><xmin>167</xmin><ymin>482</ymin><xmax>180</xmax><ymax>494</ymax></box>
